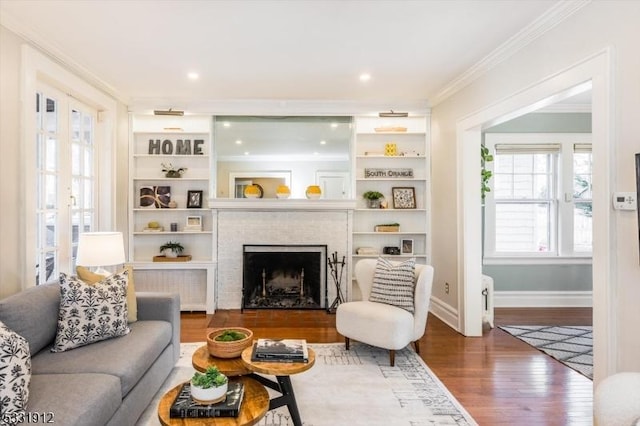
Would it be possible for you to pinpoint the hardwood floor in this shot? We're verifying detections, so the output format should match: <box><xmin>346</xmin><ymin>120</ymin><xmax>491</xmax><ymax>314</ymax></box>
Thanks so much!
<box><xmin>180</xmin><ymin>307</ymin><xmax>593</xmax><ymax>425</ymax></box>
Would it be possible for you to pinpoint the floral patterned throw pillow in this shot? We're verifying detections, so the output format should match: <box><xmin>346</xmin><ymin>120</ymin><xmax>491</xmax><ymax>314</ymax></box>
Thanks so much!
<box><xmin>51</xmin><ymin>270</ymin><xmax>130</xmax><ymax>352</ymax></box>
<box><xmin>0</xmin><ymin>320</ymin><xmax>31</xmax><ymax>422</ymax></box>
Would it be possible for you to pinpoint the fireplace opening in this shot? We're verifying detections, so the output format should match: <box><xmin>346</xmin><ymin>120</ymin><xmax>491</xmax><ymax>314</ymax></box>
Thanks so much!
<box><xmin>242</xmin><ymin>245</ymin><xmax>327</xmax><ymax>310</ymax></box>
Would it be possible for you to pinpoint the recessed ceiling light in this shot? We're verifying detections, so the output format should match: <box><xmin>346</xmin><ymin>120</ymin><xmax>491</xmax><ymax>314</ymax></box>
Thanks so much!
<box><xmin>223</xmin><ymin>122</ymin><xmax>230</xmax><ymax>127</ymax></box>
<box><xmin>187</xmin><ymin>72</ymin><xmax>199</xmax><ymax>80</ymax></box>
<box><xmin>244</xmin><ymin>151</ymin><xmax>250</xmax><ymax>155</ymax></box>
<box><xmin>359</xmin><ymin>73</ymin><xmax>371</xmax><ymax>82</ymax></box>
<box><xmin>313</xmin><ymin>152</ymin><xmax>319</xmax><ymax>155</ymax></box>
<box><xmin>331</xmin><ymin>123</ymin><xmax>338</xmax><ymax>128</ymax></box>
<box><xmin>320</xmin><ymin>140</ymin><xmax>327</xmax><ymax>145</ymax></box>
<box><xmin>235</xmin><ymin>140</ymin><xmax>242</xmax><ymax>145</ymax></box>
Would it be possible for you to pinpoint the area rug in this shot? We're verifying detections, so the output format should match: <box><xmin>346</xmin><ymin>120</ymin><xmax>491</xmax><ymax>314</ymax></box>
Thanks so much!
<box><xmin>499</xmin><ymin>325</ymin><xmax>593</xmax><ymax>379</ymax></box>
<box><xmin>137</xmin><ymin>342</ymin><xmax>477</xmax><ymax>425</ymax></box>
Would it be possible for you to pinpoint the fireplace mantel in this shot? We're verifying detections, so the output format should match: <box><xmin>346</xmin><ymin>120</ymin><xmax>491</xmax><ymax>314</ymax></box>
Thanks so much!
<box><xmin>208</xmin><ymin>199</ymin><xmax>356</xmax><ymax>211</ymax></box>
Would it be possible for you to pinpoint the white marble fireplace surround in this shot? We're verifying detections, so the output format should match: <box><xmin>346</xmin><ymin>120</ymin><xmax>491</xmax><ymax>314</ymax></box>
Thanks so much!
<box><xmin>212</xmin><ymin>200</ymin><xmax>354</xmax><ymax>309</ymax></box>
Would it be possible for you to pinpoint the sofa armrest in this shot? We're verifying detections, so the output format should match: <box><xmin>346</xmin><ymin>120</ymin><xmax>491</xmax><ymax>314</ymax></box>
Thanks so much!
<box><xmin>136</xmin><ymin>292</ymin><xmax>180</xmax><ymax>363</ymax></box>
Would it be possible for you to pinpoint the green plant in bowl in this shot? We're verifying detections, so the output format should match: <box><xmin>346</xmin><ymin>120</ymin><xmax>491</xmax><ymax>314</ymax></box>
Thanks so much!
<box><xmin>191</xmin><ymin>366</ymin><xmax>228</xmax><ymax>389</ymax></box>
<box><xmin>214</xmin><ymin>330</ymin><xmax>247</xmax><ymax>342</ymax></box>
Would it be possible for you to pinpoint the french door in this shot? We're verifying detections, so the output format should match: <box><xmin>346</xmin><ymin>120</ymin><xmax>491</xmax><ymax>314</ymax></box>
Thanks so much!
<box><xmin>35</xmin><ymin>85</ymin><xmax>97</xmax><ymax>284</ymax></box>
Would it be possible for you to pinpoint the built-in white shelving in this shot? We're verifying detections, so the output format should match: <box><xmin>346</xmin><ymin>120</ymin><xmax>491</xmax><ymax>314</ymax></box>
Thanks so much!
<box><xmin>128</xmin><ymin>115</ymin><xmax>215</xmax><ymax>313</ymax></box>
<box><xmin>352</xmin><ymin>116</ymin><xmax>431</xmax><ymax>267</ymax></box>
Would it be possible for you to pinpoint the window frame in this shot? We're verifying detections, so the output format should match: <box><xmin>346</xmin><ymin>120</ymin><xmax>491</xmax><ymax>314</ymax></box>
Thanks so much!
<box><xmin>483</xmin><ymin>133</ymin><xmax>592</xmax><ymax>265</ymax></box>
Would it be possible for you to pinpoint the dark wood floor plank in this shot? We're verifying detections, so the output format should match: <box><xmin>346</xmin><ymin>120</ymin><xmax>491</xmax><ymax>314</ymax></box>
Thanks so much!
<box><xmin>180</xmin><ymin>307</ymin><xmax>593</xmax><ymax>425</ymax></box>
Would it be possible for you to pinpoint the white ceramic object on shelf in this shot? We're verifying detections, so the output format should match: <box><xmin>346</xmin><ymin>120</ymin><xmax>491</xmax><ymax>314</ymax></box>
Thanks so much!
<box><xmin>190</xmin><ymin>381</ymin><xmax>228</xmax><ymax>404</ymax></box>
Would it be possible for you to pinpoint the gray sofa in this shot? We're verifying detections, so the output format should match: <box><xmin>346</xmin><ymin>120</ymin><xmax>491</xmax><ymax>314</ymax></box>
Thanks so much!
<box><xmin>0</xmin><ymin>282</ymin><xmax>180</xmax><ymax>426</ymax></box>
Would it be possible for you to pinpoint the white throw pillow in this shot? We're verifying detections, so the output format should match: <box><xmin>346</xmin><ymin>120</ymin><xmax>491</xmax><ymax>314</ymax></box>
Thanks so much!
<box><xmin>369</xmin><ymin>257</ymin><xmax>416</xmax><ymax>313</ymax></box>
<box><xmin>0</xmin><ymin>320</ymin><xmax>31</xmax><ymax>421</ymax></box>
<box><xmin>51</xmin><ymin>271</ymin><xmax>130</xmax><ymax>352</ymax></box>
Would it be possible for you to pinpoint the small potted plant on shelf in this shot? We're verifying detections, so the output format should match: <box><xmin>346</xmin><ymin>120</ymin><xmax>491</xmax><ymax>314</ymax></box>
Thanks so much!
<box><xmin>159</xmin><ymin>241</ymin><xmax>184</xmax><ymax>258</ymax></box>
<box><xmin>190</xmin><ymin>366</ymin><xmax>228</xmax><ymax>404</ymax></box>
<box><xmin>363</xmin><ymin>191</ymin><xmax>384</xmax><ymax>208</ymax></box>
<box><xmin>161</xmin><ymin>163</ymin><xmax>187</xmax><ymax>178</ymax></box>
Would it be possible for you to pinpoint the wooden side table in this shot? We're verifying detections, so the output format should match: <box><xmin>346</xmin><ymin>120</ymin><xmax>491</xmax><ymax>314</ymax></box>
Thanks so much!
<box><xmin>157</xmin><ymin>376</ymin><xmax>269</xmax><ymax>426</ymax></box>
<box><xmin>192</xmin><ymin>345</ymin><xmax>253</xmax><ymax>376</ymax></box>
<box><xmin>240</xmin><ymin>346</ymin><xmax>316</xmax><ymax>426</ymax></box>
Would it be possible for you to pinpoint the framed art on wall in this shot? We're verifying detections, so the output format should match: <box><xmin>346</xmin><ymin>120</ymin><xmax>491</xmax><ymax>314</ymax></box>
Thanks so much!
<box><xmin>139</xmin><ymin>186</ymin><xmax>171</xmax><ymax>208</ymax></box>
<box><xmin>187</xmin><ymin>190</ymin><xmax>203</xmax><ymax>208</ymax></box>
<box><xmin>392</xmin><ymin>187</ymin><xmax>416</xmax><ymax>209</ymax></box>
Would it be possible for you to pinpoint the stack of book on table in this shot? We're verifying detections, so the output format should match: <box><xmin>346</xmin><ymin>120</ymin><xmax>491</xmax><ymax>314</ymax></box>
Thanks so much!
<box><xmin>169</xmin><ymin>381</ymin><xmax>244</xmax><ymax>418</ymax></box>
<box><xmin>251</xmin><ymin>338</ymin><xmax>309</xmax><ymax>363</ymax></box>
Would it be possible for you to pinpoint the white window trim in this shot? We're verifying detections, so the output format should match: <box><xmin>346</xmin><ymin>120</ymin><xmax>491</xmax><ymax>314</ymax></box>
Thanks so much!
<box><xmin>21</xmin><ymin>46</ymin><xmax>117</xmax><ymax>287</ymax></box>
<box><xmin>484</xmin><ymin>133</ymin><xmax>592</xmax><ymax>262</ymax></box>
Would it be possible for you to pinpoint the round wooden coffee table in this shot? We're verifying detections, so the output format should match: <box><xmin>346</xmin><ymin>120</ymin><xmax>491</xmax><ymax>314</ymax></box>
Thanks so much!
<box><xmin>157</xmin><ymin>376</ymin><xmax>269</xmax><ymax>426</ymax></box>
<box><xmin>192</xmin><ymin>345</ymin><xmax>253</xmax><ymax>376</ymax></box>
<box><xmin>240</xmin><ymin>346</ymin><xmax>315</xmax><ymax>426</ymax></box>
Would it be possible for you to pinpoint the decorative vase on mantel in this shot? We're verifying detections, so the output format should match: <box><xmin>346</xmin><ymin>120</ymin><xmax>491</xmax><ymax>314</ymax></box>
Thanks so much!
<box><xmin>306</xmin><ymin>185</ymin><xmax>322</xmax><ymax>199</ymax></box>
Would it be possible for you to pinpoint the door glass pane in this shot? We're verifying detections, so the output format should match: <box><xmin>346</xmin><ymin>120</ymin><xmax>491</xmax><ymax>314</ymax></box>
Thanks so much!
<box><xmin>84</xmin><ymin>147</ymin><xmax>93</xmax><ymax>177</ymax></box>
<box><xmin>44</xmin><ymin>251</ymin><xmax>56</xmax><ymax>283</ymax></box>
<box><xmin>71</xmin><ymin>212</ymin><xmax>80</xmax><ymax>244</ymax></box>
<box><xmin>83</xmin><ymin>179</ymin><xmax>92</xmax><ymax>209</ymax></box>
<box><xmin>45</xmin><ymin>175</ymin><xmax>57</xmax><ymax>209</ymax></box>
<box><xmin>83</xmin><ymin>114</ymin><xmax>93</xmax><ymax>144</ymax></box>
<box><xmin>83</xmin><ymin>212</ymin><xmax>92</xmax><ymax>232</ymax></box>
<box><xmin>71</xmin><ymin>109</ymin><xmax>81</xmax><ymax>140</ymax></box>
<box><xmin>495</xmin><ymin>203</ymin><xmax>551</xmax><ymax>252</ymax></box>
<box><xmin>36</xmin><ymin>93</ymin><xmax>42</xmax><ymax>128</ymax></box>
<box><xmin>46</xmin><ymin>137</ymin><xmax>57</xmax><ymax>171</ymax></box>
<box><xmin>45</xmin><ymin>98</ymin><xmax>57</xmax><ymax>133</ymax></box>
<box><xmin>72</xmin><ymin>144</ymin><xmax>81</xmax><ymax>175</ymax></box>
<box><xmin>45</xmin><ymin>212</ymin><xmax>56</xmax><ymax>247</ymax></box>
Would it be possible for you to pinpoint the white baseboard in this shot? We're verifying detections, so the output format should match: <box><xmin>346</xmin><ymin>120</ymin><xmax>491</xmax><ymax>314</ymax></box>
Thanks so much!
<box><xmin>494</xmin><ymin>291</ymin><xmax>593</xmax><ymax>308</ymax></box>
<box><xmin>428</xmin><ymin>296</ymin><xmax>460</xmax><ymax>331</ymax></box>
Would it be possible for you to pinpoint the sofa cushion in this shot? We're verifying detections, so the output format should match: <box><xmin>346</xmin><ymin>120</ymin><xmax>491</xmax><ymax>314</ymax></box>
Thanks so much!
<box><xmin>52</xmin><ymin>272</ymin><xmax>130</xmax><ymax>352</ymax></box>
<box><xmin>26</xmin><ymin>373</ymin><xmax>120</xmax><ymax>426</ymax></box>
<box><xmin>0</xmin><ymin>283</ymin><xmax>59</xmax><ymax>355</ymax></box>
<box><xmin>76</xmin><ymin>265</ymin><xmax>138</xmax><ymax>323</ymax></box>
<box><xmin>0</xmin><ymin>321</ymin><xmax>31</xmax><ymax>421</ymax></box>
<box><xmin>369</xmin><ymin>257</ymin><xmax>416</xmax><ymax>313</ymax></box>
<box><xmin>32</xmin><ymin>320</ymin><xmax>171</xmax><ymax>397</ymax></box>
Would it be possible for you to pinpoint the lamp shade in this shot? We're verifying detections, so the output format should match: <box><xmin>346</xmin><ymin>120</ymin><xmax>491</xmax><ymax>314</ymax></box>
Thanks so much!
<box><xmin>76</xmin><ymin>232</ymin><xmax>125</xmax><ymax>267</ymax></box>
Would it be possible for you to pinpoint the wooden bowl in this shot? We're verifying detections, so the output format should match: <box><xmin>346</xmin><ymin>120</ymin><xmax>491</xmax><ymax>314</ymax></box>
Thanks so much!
<box><xmin>207</xmin><ymin>327</ymin><xmax>253</xmax><ymax>358</ymax></box>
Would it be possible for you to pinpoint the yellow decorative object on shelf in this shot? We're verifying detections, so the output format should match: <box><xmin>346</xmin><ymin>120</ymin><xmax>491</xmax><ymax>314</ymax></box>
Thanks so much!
<box><xmin>384</xmin><ymin>143</ymin><xmax>398</xmax><ymax>156</ymax></box>
<box><xmin>276</xmin><ymin>184</ymin><xmax>291</xmax><ymax>199</ymax></box>
<box><xmin>244</xmin><ymin>184</ymin><xmax>262</xmax><ymax>198</ymax></box>
<box><xmin>305</xmin><ymin>185</ymin><xmax>322</xmax><ymax>199</ymax></box>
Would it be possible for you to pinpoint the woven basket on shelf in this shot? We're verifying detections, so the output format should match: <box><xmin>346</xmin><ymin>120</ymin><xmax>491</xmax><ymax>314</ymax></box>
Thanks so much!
<box><xmin>206</xmin><ymin>327</ymin><xmax>253</xmax><ymax>358</ymax></box>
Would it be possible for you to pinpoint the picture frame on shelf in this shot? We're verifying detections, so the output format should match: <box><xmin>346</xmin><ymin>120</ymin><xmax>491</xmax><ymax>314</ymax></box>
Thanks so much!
<box><xmin>184</xmin><ymin>215</ymin><xmax>202</xmax><ymax>232</ymax></box>
<box><xmin>401</xmin><ymin>239</ymin><xmax>414</xmax><ymax>255</ymax></box>
<box><xmin>187</xmin><ymin>190</ymin><xmax>203</xmax><ymax>208</ymax></box>
<box><xmin>392</xmin><ymin>187</ymin><xmax>416</xmax><ymax>209</ymax></box>
<box><xmin>139</xmin><ymin>186</ymin><xmax>171</xmax><ymax>208</ymax></box>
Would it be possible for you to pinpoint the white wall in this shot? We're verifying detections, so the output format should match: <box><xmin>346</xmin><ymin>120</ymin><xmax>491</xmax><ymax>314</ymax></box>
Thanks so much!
<box><xmin>431</xmin><ymin>1</ymin><xmax>640</xmax><ymax>373</ymax></box>
<box><xmin>0</xmin><ymin>26</ymin><xmax>25</xmax><ymax>297</ymax></box>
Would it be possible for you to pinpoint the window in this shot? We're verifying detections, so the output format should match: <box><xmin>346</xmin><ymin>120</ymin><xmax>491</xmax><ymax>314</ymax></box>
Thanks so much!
<box><xmin>484</xmin><ymin>134</ymin><xmax>592</xmax><ymax>261</ymax></box>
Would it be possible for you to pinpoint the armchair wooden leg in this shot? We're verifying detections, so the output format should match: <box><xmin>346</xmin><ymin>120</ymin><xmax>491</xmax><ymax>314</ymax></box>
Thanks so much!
<box><xmin>389</xmin><ymin>350</ymin><xmax>395</xmax><ymax>367</ymax></box>
<box><xmin>413</xmin><ymin>340</ymin><xmax>420</xmax><ymax>355</ymax></box>
<box><xmin>345</xmin><ymin>337</ymin><xmax>350</xmax><ymax>351</ymax></box>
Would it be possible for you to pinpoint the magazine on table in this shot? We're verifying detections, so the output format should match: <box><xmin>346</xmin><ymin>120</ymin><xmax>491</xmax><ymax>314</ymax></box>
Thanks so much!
<box><xmin>169</xmin><ymin>381</ymin><xmax>244</xmax><ymax>418</ymax></box>
<box><xmin>251</xmin><ymin>338</ymin><xmax>309</xmax><ymax>363</ymax></box>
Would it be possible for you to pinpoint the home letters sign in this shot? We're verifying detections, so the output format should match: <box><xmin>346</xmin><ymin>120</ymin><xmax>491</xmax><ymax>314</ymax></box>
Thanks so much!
<box><xmin>148</xmin><ymin>138</ymin><xmax>205</xmax><ymax>155</ymax></box>
<box><xmin>364</xmin><ymin>168</ymin><xmax>414</xmax><ymax>179</ymax></box>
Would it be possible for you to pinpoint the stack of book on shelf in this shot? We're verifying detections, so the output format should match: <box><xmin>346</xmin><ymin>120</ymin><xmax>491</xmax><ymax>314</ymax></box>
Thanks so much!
<box><xmin>251</xmin><ymin>338</ymin><xmax>309</xmax><ymax>363</ymax></box>
<box><xmin>170</xmin><ymin>381</ymin><xmax>244</xmax><ymax>419</ymax></box>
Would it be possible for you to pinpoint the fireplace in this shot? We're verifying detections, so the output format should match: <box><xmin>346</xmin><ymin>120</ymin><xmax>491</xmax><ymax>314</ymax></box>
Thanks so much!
<box><xmin>242</xmin><ymin>245</ymin><xmax>327</xmax><ymax>310</ymax></box>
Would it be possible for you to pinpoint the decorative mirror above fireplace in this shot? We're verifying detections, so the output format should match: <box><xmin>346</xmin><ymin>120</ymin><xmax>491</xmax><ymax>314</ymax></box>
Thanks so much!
<box><xmin>214</xmin><ymin>116</ymin><xmax>352</xmax><ymax>199</ymax></box>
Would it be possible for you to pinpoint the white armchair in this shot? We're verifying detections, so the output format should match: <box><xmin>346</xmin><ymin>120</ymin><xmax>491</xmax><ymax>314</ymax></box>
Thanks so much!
<box><xmin>336</xmin><ymin>259</ymin><xmax>434</xmax><ymax>366</ymax></box>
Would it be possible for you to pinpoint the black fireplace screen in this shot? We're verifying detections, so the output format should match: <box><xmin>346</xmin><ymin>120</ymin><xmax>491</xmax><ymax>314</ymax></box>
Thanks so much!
<box><xmin>242</xmin><ymin>245</ymin><xmax>327</xmax><ymax>310</ymax></box>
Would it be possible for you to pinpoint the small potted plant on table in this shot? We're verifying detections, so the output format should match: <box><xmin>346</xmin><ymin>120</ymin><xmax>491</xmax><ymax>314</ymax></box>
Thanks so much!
<box><xmin>207</xmin><ymin>327</ymin><xmax>253</xmax><ymax>358</ymax></box>
<box><xmin>190</xmin><ymin>366</ymin><xmax>228</xmax><ymax>404</ymax></box>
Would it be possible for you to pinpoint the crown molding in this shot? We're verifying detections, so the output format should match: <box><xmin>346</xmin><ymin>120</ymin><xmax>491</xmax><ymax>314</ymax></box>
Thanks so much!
<box><xmin>535</xmin><ymin>103</ymin><xmax>592</xmax><ymax>113</ymax></box>
<box><xmin>1</xmin><ymin>9</ymin><xmax>130</xmax><ymax>104</ymax></box>
<box><xmin>430</xmin><ymin>0</ymin><xmax>592</xmax><ymax>106</ymax></box>
<box><xmin>129</xmin><ymin>98</ymin><xmax>431</xmax><ymax>116</ymax></box>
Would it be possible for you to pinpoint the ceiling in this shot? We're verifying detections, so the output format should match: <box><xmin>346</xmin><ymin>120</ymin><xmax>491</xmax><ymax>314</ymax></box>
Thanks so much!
<box><xmin>0</xmin><ymin>0</ymin><xmax>571</xmax><ymax>109</ymax></box>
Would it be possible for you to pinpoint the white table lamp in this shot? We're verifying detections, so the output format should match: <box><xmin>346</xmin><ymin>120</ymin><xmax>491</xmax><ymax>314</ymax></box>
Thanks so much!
<box><xmin>76</xmin><ymin>232</ymin><xmax>125</xmax><ymax>276</ymax></box>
